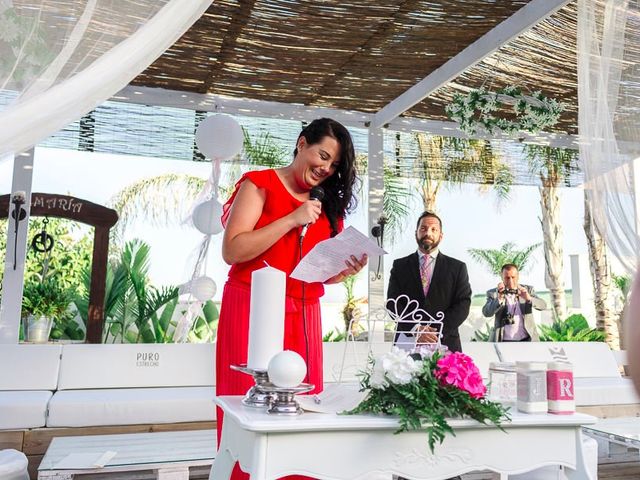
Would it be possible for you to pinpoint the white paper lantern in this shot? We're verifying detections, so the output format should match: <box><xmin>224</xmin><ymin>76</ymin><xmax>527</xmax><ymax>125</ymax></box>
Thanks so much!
<box><xmin>192</xmin><ymin>198</ymin><xmax>223</xmax><ymax>235</ymax></box>
<box><xmin>191</xmin><ymin>276</ymin><xmax>217</xmax><ymax>302</ymax></box>
<box><xmin>195</xmin><ymin>114</ymin><xmax>243</xmax><ymax>160</ymax></box>
<box><xmin>268</xmin><ymin>350</ymin><xmax>307</xmax><ymax>388</ymax></box>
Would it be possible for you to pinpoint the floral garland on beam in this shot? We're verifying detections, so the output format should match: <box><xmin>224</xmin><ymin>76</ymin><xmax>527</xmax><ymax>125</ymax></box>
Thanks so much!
<box><xmin>346</xmin><ymin>347</ymin><xmax>509</xmax><ymax>452</ymax></box>
<box><xmin>445</xmin><ymin>85</ymin><xmax>565</xmax><ymax>136</ymax></box>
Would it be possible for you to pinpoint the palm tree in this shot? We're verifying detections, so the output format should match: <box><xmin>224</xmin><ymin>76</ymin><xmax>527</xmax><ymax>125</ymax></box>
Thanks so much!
<box><xmin>584</xmin><ymin>195</ymin><xmax>620</xmax><ymax>350</ymax></box>
<box><xmin>381</xmin><ymin>164</ymin><xmax>414</xmax><ymax>245</ymax></box>
<box><xmin>414</xmin><ymin>134</ymin><xmax>512</xmax><ymax>211</ymax></box>
<box><xmin>467</xmin><ymin>242</ymin><xmax>541</xmax><ymax>276</ymax></box>
<box><xmin>108</xmin><ymin>128</ymin><xmax>287</xmax><ymax>238</ymax></box>
<box><xmin>109</xmin><ymin>174</ymin><xmax>207</xmax><ymax>242</ymax></box>
<box><xmin>524</xmin><ymin>145</ymin><xmax>579</xmax><ymax>321</ymax></box>
<box><xmin>380</xmin><ymin>133</ymin><xmax>513</xmax><ymax>243</ymax></box>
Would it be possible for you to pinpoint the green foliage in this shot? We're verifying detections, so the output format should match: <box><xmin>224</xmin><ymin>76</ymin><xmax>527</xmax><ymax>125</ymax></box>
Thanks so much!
<box><xmin>75</xmin><ymin>239</ymin><xmax>216</xmax><ymax>343</ymax></box>
<box><xmin>446</xmin><ymin>86</ymin><xmax>565</xmax><ymax>136</ymax></box>
<box><xmin>108</xmin><ymin>174</ymin><xmax>206</xmax><ymax>242</ymax></box>
<box><xmin>0</xmin><ymin>218</ymin><xmax>93</xmax><ymax>292</ymax></box>
<box><xmin>522</xmin><ymin>144</ymin><xmax>579</xmax><ymax>187</ymax></box>
<box><xmin>467</xmin><ymin>241</ymin><xmax>541</xmax><ymax>276</ymax></box>
<box><xmin>341</xmin><ymin>273</ymin><xmax>365</xmax><ymax>336</ymax></box>
<box><xmin>187</xmin><ymin>300</ymin><xmax>219</xmax><ymax>343</ymax></box>
<box><xmin>21</xmin><ymin>276</ymin><xmax>72</xmax><ymax>319</ymax></box>
<box><xmin>0</xmin><ymin>218</ymin><xmax>92</xmax><ymax>341</ymax></box>
<box><xmin>382</xmin><ymin>164</ymin><xmax>414</xmax><ymax>243</ymax></box>
<box><xmin>613</xmin><ymin>274</ymin><xmax>632</xmax><ymax>303</ymax></box>
<box><xmin>471</xmin><ymin>323</ymin><xmax>493</xmax><ymax>342</ymax></box>
<box><xmin>243</xmin><ymin>128</ymin><xmax>289</xmax><ymax>167</ymax></box>
<box><xmin>538</xmin><ymin>314</ymin><xmax>606</xmax><ymax>342</ymax></box>
<box><xmin>347</xmin><ymin>351</ymin><xmax>509</xmax><ymax>453</ymax></box>
<box><xmin>21</xmin><ymin>275</ymin><xmax>84</xmax><ymax>340</ymax></box>
<box><xmin>323</xmin><ymin>328</ymin><xmax>347</xmax><ymax>342</ymax></box>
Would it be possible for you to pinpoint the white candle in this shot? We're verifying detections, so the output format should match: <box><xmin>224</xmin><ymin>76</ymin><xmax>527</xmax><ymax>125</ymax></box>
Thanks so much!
<box><xmin>247</xmin><ymin>266</ymin><xmax>286</xmax><ymax>370</ymax></box>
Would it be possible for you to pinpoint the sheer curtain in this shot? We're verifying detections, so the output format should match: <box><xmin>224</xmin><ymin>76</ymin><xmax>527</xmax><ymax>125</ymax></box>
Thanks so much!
<box><xmin>0</xmin><ymin>0</ymin><xmax>210</xmax><ymax>156</ymax></box>
<box><xmin>577</xmin><ymin>0</ymin><xmax>640</xmax><ymax>275</ymax></box>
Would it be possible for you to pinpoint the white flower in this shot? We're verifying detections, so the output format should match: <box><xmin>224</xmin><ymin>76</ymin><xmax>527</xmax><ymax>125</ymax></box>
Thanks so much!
<box><xmin>374</xmin><ymin>347</ymin><xmax>422</xmax><ymax>386</ymax></box>
<box><xmin>369</xmin><ymin>359</ymin><xmax>388</xmax><ymax>389</ymax></box>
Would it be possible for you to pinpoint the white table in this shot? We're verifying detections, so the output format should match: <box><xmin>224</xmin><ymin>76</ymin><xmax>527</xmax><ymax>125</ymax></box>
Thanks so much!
<box><xmin>210</xmin><ymin>396</ymin><xmax>596</xmax><ymax>480</ymax></box>
<box><xmin>38</xmin><ymin>430</ymin><xmax>215</xmax><ymax>480</ymax></box>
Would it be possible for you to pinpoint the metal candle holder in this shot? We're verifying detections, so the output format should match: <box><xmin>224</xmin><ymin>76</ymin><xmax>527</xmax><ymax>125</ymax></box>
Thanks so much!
<box><xmin>230</xmin><ymin>364</ymin><xmax>272</xmax><ymax>408</ymax></box>
<box><xmin>258</xmin><ymin>382</ymin><xmax>314</xmax><ymax>415</ymax></box>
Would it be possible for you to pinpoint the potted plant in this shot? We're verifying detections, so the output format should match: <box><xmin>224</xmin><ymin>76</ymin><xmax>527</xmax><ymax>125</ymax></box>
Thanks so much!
<box><xmin>21</xmin><ymin>276</ymin><xmax>74</xmax><ymax>343</ymax></box>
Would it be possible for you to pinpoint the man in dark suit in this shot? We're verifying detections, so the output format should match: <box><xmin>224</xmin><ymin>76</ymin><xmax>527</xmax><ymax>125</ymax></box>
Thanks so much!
<box><xmin>387</xmin><ymin>210</ymin><xmax>472</xmax><ymax>353</ymax></box>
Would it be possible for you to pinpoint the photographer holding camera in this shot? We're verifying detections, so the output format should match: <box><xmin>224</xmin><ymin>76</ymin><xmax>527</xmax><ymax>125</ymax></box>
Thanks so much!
<box><xmin>482</xmin><ymin>263</ymin><xmax>546</xmax><ymax>342</ymax></box>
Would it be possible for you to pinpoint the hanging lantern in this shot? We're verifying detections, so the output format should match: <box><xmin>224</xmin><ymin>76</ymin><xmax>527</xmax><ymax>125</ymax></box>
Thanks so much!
<box><xmin>191</xmin><ymin>276</ymin><xmax>217</xmax><ymax>302</ymax></box>
<box><xmin>192</xmin><ymin>198</ymin><xmax>223</xmax><ymax>235</ymax></box>
<box><xmin>195</xmin><ymin>114</ymin><xmax>243</xmax><ymax>160</ymax></box>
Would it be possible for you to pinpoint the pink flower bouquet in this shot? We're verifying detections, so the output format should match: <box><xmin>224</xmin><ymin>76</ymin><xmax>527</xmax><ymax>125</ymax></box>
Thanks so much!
<box><xmin>347</xmin><ymin>347</ymin><xmax>509</xmax><ymax>452</ymax></box>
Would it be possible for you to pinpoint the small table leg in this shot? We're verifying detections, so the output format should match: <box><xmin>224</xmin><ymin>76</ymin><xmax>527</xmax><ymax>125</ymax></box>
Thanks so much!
<box><xmin>157</xmin><ymin>465</ymin><xmax>190</xmax><ymax>480</ymax></box>
<box><xmin>209</xmin><ymin>446</ymin><xmax>235</xmax><ymax>480</ymax></box>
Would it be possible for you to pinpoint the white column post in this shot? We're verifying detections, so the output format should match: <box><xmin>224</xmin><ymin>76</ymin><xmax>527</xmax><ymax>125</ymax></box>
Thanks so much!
<box><xmin>0</xmin><ymin>149</ymin><xmax>35</xmax><ymax>343</ymax></box>
<box><xmin>368</xmin><ymin>127</ymin><xmax>385</xmax><ymax>334</ymax></box>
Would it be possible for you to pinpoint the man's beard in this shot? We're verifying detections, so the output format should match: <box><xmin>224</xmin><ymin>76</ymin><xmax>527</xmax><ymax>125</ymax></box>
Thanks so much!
<box><xmin>417</xmin><ymin>236</ymin><xmax>439</xmax><ymax>252</ymax></box>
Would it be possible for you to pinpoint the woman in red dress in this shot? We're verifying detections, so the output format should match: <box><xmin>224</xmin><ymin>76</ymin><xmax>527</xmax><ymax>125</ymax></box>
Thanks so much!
<box><xmin>216</xmin><ymin>118</ymin><xmax>366</xmax><ymax>480</ymax></box>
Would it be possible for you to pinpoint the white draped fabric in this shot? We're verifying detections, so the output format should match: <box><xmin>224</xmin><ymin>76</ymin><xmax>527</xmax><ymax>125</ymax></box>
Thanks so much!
<box><xmin>577</xmin><ymin>0</ymin><xmax>640</xmax><ymax>274</ymax></box>
<box><xmin>0</xmin><ymin>0</ymin><xmax>210</xmax><ymax>156</ymax></box>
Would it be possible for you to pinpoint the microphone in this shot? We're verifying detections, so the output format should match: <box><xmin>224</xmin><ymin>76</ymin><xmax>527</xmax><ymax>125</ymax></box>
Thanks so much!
<box><xmin>300</xmin><ymin>186</ymin><xmax>325</xmax><ymax>239</ymax></box>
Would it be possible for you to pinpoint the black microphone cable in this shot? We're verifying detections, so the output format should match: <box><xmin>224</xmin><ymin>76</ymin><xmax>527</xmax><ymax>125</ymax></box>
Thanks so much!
<box><xmin>299</xmin><ymin>234</ymin><xmax>310</xmax><ymax>384</ymax></box>
<box><xmin>297</xmin><ymin>186</ymin><xmax>324</xmax><ymax>384</ymax></box>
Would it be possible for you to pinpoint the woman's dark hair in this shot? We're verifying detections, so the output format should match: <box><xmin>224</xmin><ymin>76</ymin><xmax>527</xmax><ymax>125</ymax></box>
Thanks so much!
<box><xmin>294</xmin><ymin>118</ymin><xmax>358</xmax><ymax>236</ymax></box>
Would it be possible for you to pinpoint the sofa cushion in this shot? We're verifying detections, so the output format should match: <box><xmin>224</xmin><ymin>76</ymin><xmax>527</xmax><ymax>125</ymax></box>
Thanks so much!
<box><xmin>575</xmin><ymin>377</ymin><xmax>640</xmax><ymax>406</ymax></box>
<box><xmin>0</xmin><ymin>391</ymin><xmax>52</xmax><ymax>429</ymax></box>
<box><xmin>57</xmin><ymin>344</ymin><xmax>215</xmax><ymax>390</ymax></box>
<box><xmin>46</xmin><ymin>386</ymin><xmax>215</xmax><ymax>427</ymax></box>
<box><xmin>495</xmin><ymin>342</ymin><xmax>620</xmax><ymax>379</ymax></box>
<box><xmin>0</xmin><ymin>345</ymin><xmax>62</xmax><ymax>390</ymax></box>
<box><xmin>461</xmin><ymin>342</ymin><xmax>499</xmax><ymax>379</ymax></box>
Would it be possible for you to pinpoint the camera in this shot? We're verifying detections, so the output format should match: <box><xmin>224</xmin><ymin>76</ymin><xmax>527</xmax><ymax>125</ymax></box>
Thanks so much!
<box><xmin>504</xmin><ymin>313</ymin><xmax>515</xmax><ymax>325</ymax></box>
<box><xmin>504</xmin><ymin>288</ymin><xmax>519</xmax><ymax>295</ymax></box>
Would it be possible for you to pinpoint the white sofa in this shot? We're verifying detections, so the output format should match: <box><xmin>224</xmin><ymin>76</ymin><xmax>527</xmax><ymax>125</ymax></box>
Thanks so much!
<box><xmin>46</xmin><ymin>343</ymin><xmax>216</xmax><ymax>427</ymax></box>
<box><xmin>494</xmin><ymin>341</ymin><xmax>640</xmax><ymax>408</ymax></box>
<box><xmin>0</xmin><ymin>343</ymin><xmax>215</xmax><ymax>431</ymax></box>
<box><xmin>0</xmin><ymin>345</ymin><xmax>62</xmax><ymax>430</ymax></box>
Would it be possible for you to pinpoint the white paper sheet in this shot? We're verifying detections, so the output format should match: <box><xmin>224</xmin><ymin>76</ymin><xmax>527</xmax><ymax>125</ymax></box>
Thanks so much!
<box><xmin>53</xmin><ymin>451</ymin><xmax>117</xmax><ymax>469</ymax></box>
<box><xmin>290</xmin><ymin>226</ymin><xmax>386</xmax><ymax>283</ymax></box>
<box><xmin>297</xmin><ymin>383</ymin><xmax>368</xmax><ymax>414</ymax></box>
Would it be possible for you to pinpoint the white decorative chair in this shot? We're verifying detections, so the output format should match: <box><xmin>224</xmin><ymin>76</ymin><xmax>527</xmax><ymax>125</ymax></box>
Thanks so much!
<box><xmin>325</xmin><ymin>295</ymin><xmax>445</xmax><ymax>384</ymax></box>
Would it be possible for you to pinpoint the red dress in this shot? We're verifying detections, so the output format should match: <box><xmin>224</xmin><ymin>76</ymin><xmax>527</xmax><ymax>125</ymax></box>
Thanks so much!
<box><xmin>216</xmin><ymin>169</ymin><xmax>341</xmax><ymax>480</ymax></box>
